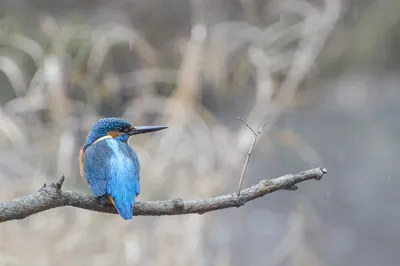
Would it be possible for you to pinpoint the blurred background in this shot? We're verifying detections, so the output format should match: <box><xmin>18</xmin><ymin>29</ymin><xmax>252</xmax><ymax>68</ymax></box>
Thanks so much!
<box><xmin>0</xmin><ymin>0</ymin><xmax>399</xmax><ymax>265</ymax></box>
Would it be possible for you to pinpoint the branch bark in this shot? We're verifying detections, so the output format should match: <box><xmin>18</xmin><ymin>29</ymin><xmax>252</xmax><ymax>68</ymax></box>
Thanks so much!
<box><xmin>0</xmin><ymin>167</ymin><xmax>327</xmax><ymax>223</ymax></box>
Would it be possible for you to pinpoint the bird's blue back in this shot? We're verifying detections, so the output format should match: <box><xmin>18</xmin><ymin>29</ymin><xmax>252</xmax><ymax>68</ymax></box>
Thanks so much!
<box><xmin>84</xmin><ymin>138</ymin><xmax>140</xmax><ymax>220</ymax></box>
<box><xmin>116</xmin><ymin>134</ymin><xmax>141</xmax><ymax>195</ymax></box>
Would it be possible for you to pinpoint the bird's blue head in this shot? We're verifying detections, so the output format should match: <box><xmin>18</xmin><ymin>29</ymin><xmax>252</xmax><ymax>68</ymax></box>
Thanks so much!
<box><xmin>116</xmin><ymin>133</ymin><xmax>130</xmax><ymax>143</ymax></box>
<box><xmin>83</xmin><ymin>117</ymin><xmax>167</xmax><ymax>149</ymax></box>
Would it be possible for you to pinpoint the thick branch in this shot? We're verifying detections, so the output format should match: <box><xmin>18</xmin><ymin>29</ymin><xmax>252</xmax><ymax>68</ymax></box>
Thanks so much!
<box><xmin>0</xmin><ymin>168</ymin><xmax>326</xmax><ymax>223</ymax></box>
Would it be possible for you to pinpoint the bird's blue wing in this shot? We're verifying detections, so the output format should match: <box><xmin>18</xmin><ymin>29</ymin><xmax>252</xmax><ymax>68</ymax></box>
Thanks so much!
<box><xmin>84</xmin><ymin>141</ymin><xmax>113</xmax><ymax>198</ymax></box>
<box><xmin>105</xmin><ymin>139</ymin><xmax>140</xmax><ymax>219</ymax></box>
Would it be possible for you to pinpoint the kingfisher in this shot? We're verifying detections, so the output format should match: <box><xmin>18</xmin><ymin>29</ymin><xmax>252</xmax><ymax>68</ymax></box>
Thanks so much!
<box><xmin>79</xmin><ymin>117</ymin><xmax>167</xmax><ymax>220</ymax></box>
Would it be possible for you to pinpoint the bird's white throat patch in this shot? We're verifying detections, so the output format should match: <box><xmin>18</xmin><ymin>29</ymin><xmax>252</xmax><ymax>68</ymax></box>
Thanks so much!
<box><xmin>93</xmin><ymin>135</ymin><xmax>113</xmax><ymax>145</ymax></box>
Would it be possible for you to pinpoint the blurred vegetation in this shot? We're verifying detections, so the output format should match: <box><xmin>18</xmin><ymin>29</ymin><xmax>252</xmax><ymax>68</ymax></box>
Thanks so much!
<box><xmin>0</xmin><ymin>0</ymin><xmax>399</xmax><ymax>266</ymax></box>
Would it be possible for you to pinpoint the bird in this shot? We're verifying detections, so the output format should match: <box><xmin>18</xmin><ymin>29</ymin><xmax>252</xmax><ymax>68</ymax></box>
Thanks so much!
<box><xmin>79</xmin><ymin>117</ymin><xmax>167</xmax><ymax>220</ymax></box>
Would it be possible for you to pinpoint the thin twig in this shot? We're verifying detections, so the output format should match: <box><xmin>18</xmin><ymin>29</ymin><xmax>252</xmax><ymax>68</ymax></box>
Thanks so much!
<box><xmin>0</xmin><ymin>168</ymin><xmax>327</xmax><ymax>223</ymax></box>
<box><xmin>237</xmin><ymin>118</ymin><xmax>268</xmax><ymax>194</ymax></box>
<box><xmin>237</xmin><ymin>117</ymin><xmax>257</xmax><ymax>135</ymax></box>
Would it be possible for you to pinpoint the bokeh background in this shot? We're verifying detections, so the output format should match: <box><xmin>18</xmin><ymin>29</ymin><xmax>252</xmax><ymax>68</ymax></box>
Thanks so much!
<box><xmin>0</xmin><ymin>0</ymin><xmax>399</xmax><ymax>265</ymax></box>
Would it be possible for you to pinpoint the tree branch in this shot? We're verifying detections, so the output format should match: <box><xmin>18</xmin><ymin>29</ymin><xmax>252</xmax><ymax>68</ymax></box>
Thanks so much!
<box><xmin>0</xmin><ymin>167</ymin><xmax>327</xmax><ymax>223</ymax></box>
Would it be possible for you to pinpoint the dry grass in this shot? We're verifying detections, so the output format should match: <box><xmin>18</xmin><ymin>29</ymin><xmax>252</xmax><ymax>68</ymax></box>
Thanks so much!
<box><xmin>0</xmin><ymin>0</ymin><xmax>341</xmax><ymax>265</ymax></box>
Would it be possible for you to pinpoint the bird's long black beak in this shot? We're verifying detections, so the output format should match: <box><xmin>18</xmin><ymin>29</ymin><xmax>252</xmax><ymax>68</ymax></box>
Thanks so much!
<box><xmin>127</xmin><ymin>126</ymin><xmax>168</xmax><ymax>135</ymax></box>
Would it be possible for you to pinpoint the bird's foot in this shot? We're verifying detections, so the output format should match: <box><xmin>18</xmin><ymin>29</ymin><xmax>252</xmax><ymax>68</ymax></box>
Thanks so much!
<box><xmin>96</xmin><ymin>195</ymin><xmax>107</xmax><ymax>205</ymax></box>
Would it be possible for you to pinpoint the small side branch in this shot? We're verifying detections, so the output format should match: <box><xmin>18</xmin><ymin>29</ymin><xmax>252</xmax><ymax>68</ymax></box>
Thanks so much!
<box><xmin>0</xmin><ymin>167</ymin><xmax>327</xmax><ymax>223</ymax></box>
<box><xmin>237</xmin><ymin>118</ymin><xmax>268</xmax><ymax>194</ymax></box>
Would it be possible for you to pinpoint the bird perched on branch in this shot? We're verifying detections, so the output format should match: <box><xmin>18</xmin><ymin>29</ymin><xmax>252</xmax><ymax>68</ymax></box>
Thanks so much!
<box><xmin>79</xmin><ymin>118</ymin><xmax>167</xmax><ymax>220</ymax></box>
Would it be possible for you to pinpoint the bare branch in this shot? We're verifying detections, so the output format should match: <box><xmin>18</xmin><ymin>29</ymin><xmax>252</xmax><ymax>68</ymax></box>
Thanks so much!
<box><xmin>0</xmin><ymin>167</ymin><xmax>327</xmax><ymax>223</ymax></box>
<box><xmin>237</xmin><ymin>118</ymin><xmax>268</xmax><ymax>194</ymax></box>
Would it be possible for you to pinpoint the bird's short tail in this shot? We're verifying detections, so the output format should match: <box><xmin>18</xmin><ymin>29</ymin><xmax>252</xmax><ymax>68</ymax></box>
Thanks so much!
<box><xmin>107</xmin><ymin>196</ymin><xmax>134</xmax><ymax>220</ymax></box>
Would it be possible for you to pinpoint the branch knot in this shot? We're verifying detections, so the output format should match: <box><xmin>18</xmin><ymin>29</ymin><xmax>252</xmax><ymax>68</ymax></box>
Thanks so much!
<box><xmin>233</xmin><ymin>194</ymin><xmax>245</xmax><ymax>208</ymax></box>
<box><xmin>172</xmin><ymin>198</ymin><xmax>184</xmax><ymax>209</ymax></box>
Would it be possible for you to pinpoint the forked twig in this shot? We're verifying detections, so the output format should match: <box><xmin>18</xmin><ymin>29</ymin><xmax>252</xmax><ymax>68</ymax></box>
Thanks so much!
<box><xmin>237</xmin><ymin>117</ymin><xmax>268</xmax><ymax>194</ymax></box>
